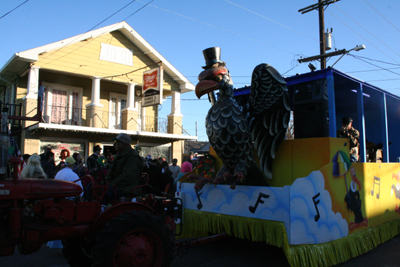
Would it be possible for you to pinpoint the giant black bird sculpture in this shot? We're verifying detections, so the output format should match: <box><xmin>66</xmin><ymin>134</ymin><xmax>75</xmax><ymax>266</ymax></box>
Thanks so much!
<box><xmin>192</xmin><ymin>47</ymin><xmax>290</xmax><ymax>189</ymax></box>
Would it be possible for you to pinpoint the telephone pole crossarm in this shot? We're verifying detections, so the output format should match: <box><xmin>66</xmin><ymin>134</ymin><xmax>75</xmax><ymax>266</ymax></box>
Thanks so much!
<box><xmin>298</xmin><ymin>49</ymin><xmax>346</xmax><ymax>63</ymax></box>
<box><xmin>299</xmin><ymin>0</ymin><xmax>340</xmax><ymax>69</ymax></box>
<box><xmin>298</xmin><ymin>0</ymin><xmax>340</xmax><ymax>14</ymax></box>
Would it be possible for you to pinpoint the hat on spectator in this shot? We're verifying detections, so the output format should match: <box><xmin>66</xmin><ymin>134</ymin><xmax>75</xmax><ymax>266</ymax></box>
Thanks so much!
<box><xmin>93</xmin><ymin>145</ymin><xmax>102</xmax><ymax>153</ymax></box>
<box><xmin>112</xmin><ymin>133</ymin><xmax>132</xmax><ymax>144</ymax></box>
<box><xmin>65</xmin><ymin>157</ymin><xmax>76</xmax><ymax>165</ymax></box>
<box><xmin>342</xmin><ymin>117</ymin><xmax>353</xmax><ymax>124</ymax></box>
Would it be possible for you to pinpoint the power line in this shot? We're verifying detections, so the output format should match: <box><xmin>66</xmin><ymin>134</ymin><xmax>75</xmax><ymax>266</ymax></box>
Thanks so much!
<box><xmin>348</xmin><ymin>53</ymin><xmax>395</xmax><ymax>81</ymax></box>
<box><xmin>87</xmin><ymin>0</ymin><xmax>137</xmax><ymax>32</ymax></box>
<box><xmin>362</xmin><ymin>0</ymin><xmax>400</xmax><ymax>35</ymax></box>
<box><xmin>0</xmin><ymin>0</ymin><xmax>29</xmax><ymax>20</ymax></box>
<box><xmin>135</xmin><ymin>1</ymin><xmax>298</xmax><ymax>56</ymax></box>
<box><xmin>282</xmin><ymin>63</ymin><xmax>301</xmax><ymax>76</ymax></box>
<box><xmin>332</xmin><ymin>4</ymin><xmax>400</xmax><ymax>62</ymax></box>
<box><xmin>324</xmin><ymin>7</ymin><xmax>400</xmax><ymax>65</ymax></box>
<box><xmin>123</xmin><ymin>0</ymin><xmax>154</xmax><ymax>20</ymax></box>
<box><xmin>349</xmin><ymin>54</ymin><xmax>400</xmax><ymax>76</ymax></box>
<box><xmin>225</xmin><ymin>0</ymin><xmax>320</xmax><ymax>43</ymax></box>
<box><xmin>349</xmin><ymin>55</ymin><xmax>400</xmax><ymax>66</ymax></box>
<box><xmin>346</xmin><ymin>67</ymin><xmax>400</xmax><ymax>73</ymax></box>
<box><xmin>103</xmin><ymin>61</ymin><xmax>160</xmax><ymax>79</ymax></box>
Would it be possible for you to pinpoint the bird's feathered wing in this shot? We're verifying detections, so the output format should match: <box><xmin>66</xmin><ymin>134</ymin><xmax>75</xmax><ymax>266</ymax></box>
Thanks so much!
<box><xmin>245</xmin><ymin>64</ymin><xmax>290</xmax><ymax>179</ymax></box>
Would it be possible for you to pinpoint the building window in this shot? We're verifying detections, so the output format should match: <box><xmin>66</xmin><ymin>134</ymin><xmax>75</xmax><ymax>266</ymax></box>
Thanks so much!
<box><xmin>42</xmin><ymin>83</ymin><xmax>82</xmax><ymax>125</ymax></box>
<box><xmin>99</xmin><ymin>43</ymin><xmax>133</xmax><ymax>66</ymax></box>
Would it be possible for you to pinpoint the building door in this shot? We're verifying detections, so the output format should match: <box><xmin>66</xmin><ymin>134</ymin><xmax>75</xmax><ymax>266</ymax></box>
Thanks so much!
<box><xmin>109</xmin><ymin>94</ymin><xmax>127</xmax><ymax>129</ymax></box>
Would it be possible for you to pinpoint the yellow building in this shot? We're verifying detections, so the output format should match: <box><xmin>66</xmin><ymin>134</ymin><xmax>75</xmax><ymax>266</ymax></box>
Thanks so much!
<box><xmin>0</xmin><ymin>21</ymin><xmax>196</xmax><ymax>164</ymax></box>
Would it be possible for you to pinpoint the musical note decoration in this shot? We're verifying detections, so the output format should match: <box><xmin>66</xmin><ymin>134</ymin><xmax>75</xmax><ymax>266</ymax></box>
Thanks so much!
<box><xmin>370</xmin><ymin>176</ymin><xmax>380</xmax><ymax>199</ymax></box>
<box><xmin>249</xmin><ymin>192</ymin><xmax>270</xmax><ymax>214</ymax></box>
<box><xmin>195</xmin><ymin>189</ymin><xmax>203</xmax><ymax>210</ymax></box>
<box><xmin>313</xmin><ymin>192</ymin><xmax>321</xmax><ymax>222</ymax></box>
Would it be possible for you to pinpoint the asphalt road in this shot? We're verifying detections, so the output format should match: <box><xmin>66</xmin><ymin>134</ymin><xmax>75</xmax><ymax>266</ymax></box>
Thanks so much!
<box><xmin>1</xmin><ymin>235</ymin><xmax>400</xmax><ymax>267</ymax></box>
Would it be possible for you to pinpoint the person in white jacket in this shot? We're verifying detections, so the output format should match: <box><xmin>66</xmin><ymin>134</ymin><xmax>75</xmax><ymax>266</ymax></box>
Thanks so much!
<box><xmin>54</xmin><ymin>156</ymin><xmax>82</xmax><ymax>197</ymax></box>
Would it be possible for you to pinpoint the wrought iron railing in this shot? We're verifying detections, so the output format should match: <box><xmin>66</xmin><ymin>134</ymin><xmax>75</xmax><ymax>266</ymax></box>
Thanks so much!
<box><xmin>42</xmin><ymin>105</ymin><xmax>169</xmax><ymax>133</ymax></box>
<box><xmin>142</xmin><ymin>116</ymin><xmax>168</xmax><ymax>133</ymax></box>
<box><xmin>42</xmin><ymin>105</ymin><xmax>85</xmax><ymax>126</ymax></box>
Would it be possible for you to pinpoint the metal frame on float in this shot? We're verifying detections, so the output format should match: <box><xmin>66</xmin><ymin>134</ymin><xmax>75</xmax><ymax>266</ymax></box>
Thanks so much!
<box><xmin>234</xmin><ymin>67</ymin><xmax>400</xmax><ymax>163</ymax></box>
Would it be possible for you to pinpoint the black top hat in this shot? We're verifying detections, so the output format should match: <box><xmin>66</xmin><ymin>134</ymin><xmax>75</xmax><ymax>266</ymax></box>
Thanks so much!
<box><xmin>202</xmin><ymin>47</ymin><xmax>223</xmax><ymax>69</ymax></box>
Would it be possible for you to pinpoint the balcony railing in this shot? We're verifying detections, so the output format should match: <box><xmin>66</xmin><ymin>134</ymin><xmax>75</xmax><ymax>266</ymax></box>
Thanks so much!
<box><xmin>143</xmin><ymin>116</ymin><xmax>168</xmax><ymax>133</ymax></box>
<box><xmin>42</xmin><ymin>105</ymin><xmax>84</xmax><ymax>126</ymax></box>
<box><xmin>42</xmin><ymin>105</ymin><xmax>168</xmax><ymax>133</ymax></box>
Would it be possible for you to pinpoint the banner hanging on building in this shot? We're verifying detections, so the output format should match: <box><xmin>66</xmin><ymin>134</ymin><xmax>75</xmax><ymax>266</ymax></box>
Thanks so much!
<box><xmin>142</xmin><ymin>66</ymin><xmax>163</xmax><ymax>107</ymax></box>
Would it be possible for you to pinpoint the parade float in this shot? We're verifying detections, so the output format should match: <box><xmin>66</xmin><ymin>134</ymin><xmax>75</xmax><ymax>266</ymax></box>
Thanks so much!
<box><xmin>176</xmin><ymin>47</ymin><xmax>400</xmax><ymax>267</ymax></box>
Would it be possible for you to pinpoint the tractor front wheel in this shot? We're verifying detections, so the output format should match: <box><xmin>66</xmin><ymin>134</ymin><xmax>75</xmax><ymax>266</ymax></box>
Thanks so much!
<box><xmin>91</xmin><ymin>211</ymin><xmax>174</xmax><ymax>267</ymax></box>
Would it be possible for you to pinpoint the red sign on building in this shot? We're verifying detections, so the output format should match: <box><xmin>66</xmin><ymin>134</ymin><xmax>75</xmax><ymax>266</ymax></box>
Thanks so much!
<box><xmin>143</xmin><ymin>69</ymin><xmax>159</xmax><ymax>92</ymax></box>
<box><xmin>142</xmin><ymin>66</ymin><xmax>163</xmax><ymax>107</ymax></box>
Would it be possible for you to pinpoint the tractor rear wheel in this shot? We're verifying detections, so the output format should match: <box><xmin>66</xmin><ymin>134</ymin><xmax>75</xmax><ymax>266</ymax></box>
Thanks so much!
<box><xmin>91</xmin><ymin>211</ymin><xmax>174</xmax><ymax>267</ymax></box>
<box><xmin>62</xmin><ymin>238</ymin><xmax>93</xmax><ymax>267</ymax></box>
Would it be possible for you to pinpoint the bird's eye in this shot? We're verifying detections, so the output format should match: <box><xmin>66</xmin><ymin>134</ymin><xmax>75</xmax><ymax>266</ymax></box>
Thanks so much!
<box><xmin>214</xmin><ymin>75</ymin><xmax>223</xmax><ymax>82</ymax></box>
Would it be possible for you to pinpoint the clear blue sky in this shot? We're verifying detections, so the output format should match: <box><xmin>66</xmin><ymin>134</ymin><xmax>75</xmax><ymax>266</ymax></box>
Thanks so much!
<box><xmin>1</xmin><ymin>0</ymin><xmax>400</xmax><ymax>141</ymax></box>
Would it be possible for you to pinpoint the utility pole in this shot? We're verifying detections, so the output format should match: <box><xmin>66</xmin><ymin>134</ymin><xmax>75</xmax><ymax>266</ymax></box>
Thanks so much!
<box><xmin>298</xmin><ymin>0</ymin><xmax>340</xmax><ymax>69</ymax></box>
<box><xmin>318</xmin><ymin>1</ymin><xmax>326</xmax><ymax>69</ymax></box>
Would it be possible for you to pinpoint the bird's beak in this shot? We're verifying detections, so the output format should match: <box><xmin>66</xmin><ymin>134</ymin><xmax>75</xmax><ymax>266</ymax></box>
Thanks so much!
<box><xmin>195</xmin><ymin>67</ymin><xmax>227</xmax><ymax>99</ymax></box>
<box><xmin>195</xmin><ymin>80</ymin><xmax>220</xmax><ymax>98</ymax></box>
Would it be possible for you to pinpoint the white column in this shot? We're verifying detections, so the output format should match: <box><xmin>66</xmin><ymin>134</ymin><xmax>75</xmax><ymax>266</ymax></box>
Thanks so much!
<box><xmin>86</xmin><ymin>77</ymin><xmax>103</xmax><ymax>107</ymax></box>
<box><xmin>141</xmin><ymin>105</ymin><xmax>146</xmax><ymax>131</ymax></box>
<box><xmin>170</xmin><ymin>91</ymin><xmax>182</xmax><ymax>116</ymax></box>
<box><xmin>26</xmin><ymin>66</ymin><xmax>40</xmax><ymax>99</ymax></box>
<box><xmin>126</xmin><ymin>82</ymin><xmax>137</xmax><ymax>110</ymax></box>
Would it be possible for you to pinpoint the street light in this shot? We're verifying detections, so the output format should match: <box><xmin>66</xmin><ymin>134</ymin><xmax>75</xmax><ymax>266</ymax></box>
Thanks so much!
<box><xmin>331</xmin><ymin>44</ymin><xmax>366</xmax><ymax>67</ymax></box>
<box><xmin>353</xmin><ymin>44</ymin><xmax>366</xmax><ymax>51</ymax></box>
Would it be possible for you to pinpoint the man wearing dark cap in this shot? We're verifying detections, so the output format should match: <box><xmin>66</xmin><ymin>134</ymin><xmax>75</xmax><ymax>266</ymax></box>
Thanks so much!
<box><xmin>102</xmin><ymin>133</ymin><xmax>142</xmax><ymax>206</ymax></box>
<box><xmin>337</xmin><ymin>117</ymin><xmax>360</xmax><ymax>162</ymax></box>
<box><xmin>87</xmin><ymin>145</ymin><xmax>102</xmax><ymax>172</ymax></box>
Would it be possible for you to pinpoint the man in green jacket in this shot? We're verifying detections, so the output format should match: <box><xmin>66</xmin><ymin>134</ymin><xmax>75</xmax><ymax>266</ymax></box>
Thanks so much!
<box><xmin>337</xmin><ymin>117</ymin><xmax>360</xmax><ymax>162</ymax></box>
<box><xmin>103</xmin><ymin>133</ymin><xmax>143</xmax><ymax>205</ymax></box>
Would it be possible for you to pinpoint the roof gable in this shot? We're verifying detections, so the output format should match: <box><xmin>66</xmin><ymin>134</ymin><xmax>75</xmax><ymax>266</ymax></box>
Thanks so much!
<box><xmin>1</xmin><ymin>21</ymin><xmax>194</xmax><ymax>92</ymax></box>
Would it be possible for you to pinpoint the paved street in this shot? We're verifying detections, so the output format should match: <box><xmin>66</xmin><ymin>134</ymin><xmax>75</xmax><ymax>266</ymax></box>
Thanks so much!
<box><xmin>1</xmin><ymin>235</ymin><xmax>400</xmax><ymax>266</ymax></box>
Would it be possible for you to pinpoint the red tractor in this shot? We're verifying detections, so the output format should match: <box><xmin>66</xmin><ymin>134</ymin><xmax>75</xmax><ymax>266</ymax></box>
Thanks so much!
<box><xmin>0</xmin><ymin>157</ymin><xmax>182</xmax><ymax>267</ymax></box>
